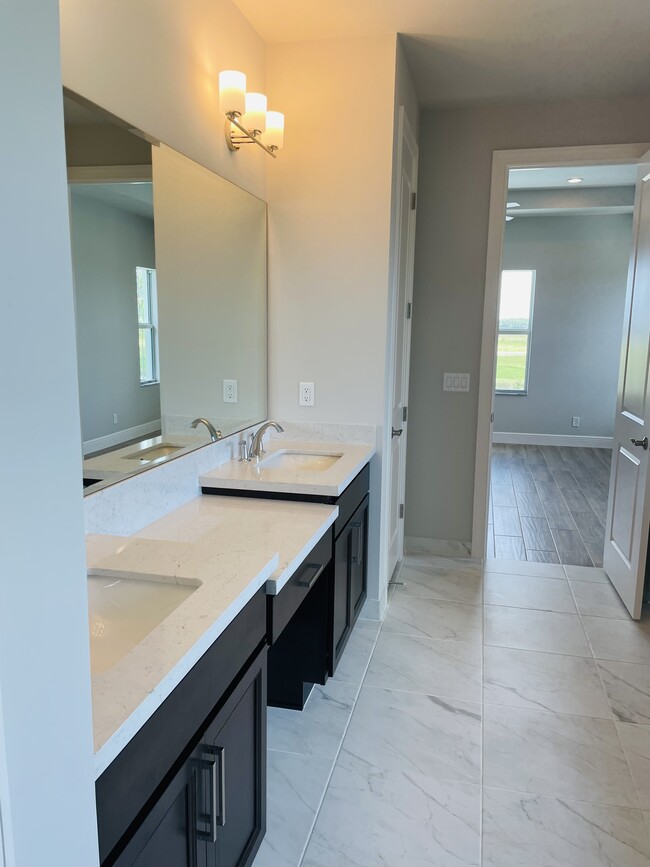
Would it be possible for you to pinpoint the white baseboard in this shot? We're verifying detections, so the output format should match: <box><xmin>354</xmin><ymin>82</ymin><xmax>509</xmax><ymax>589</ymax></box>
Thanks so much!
<box><xmin>83</xmin><ymin>420</ymin><xmax>161</xmax><ymax>456</ymax></box>
<box><xmin>492</xmin><ymin>432</ymin><xmax>613</xmax><ymax>449</ymax></box>
<box><xmin>404</xmin><ymin>536</ymin><xmax>473</xmax><ymax>557</ymax></box>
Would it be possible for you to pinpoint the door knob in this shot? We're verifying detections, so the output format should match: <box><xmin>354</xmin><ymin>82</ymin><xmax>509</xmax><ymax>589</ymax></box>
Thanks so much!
<box><xmin>630</xmin><ymin>437</ymin><xmax>648</xmax><ymax>450</ymax></box>
<box><xmin>391</xmin><ymin>427</ymin><xmax>403</xmax><ymax>438</ymax></box>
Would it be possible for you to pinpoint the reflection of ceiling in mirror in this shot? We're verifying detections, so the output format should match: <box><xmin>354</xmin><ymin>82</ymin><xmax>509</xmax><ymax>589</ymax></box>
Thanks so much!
<box><xmin>70</xmin><ymin>183</ymin><xmax>154</xmax><ymax>220</ymax></box>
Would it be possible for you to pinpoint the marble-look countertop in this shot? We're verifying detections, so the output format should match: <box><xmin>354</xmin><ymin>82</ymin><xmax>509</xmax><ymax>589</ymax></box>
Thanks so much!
<box><xmin>88</xmin><ymin>495</ymin><xmax>337</xmax><ymax>777</ymax></box>
<box><xmin>199</xmin><ymin>440</ymin><xmax>375</xmax><ymax>497</ymax></box>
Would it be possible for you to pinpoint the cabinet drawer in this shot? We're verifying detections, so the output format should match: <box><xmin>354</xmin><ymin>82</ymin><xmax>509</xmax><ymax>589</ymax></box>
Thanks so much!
<box><xmin>333</xmin><ymin>464</ymin><xmax>370</xmax><ymax>538</ymax></box>
<box><xmin>267</xmin><ymin>530</ymin><xmax>332</xmax><ymax>644</ymax></box>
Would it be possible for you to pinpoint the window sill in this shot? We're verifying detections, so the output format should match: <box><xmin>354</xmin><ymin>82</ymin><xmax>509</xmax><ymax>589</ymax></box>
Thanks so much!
<box><xmin>139</xmin><ymin>381</ymin><xmax>160</xmax><ymax>388</ymax></box>
<box><xmin>495</xmin><ymin>390</ymin><xmax>528</xmax><ymax>396</ymax></box>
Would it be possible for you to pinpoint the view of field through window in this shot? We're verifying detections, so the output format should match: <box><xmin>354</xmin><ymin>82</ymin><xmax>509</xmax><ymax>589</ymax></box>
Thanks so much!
<box><xmin>495</xmin><ymin>269</ymin><xmax>535</xmax><ymax>392</ymax></box>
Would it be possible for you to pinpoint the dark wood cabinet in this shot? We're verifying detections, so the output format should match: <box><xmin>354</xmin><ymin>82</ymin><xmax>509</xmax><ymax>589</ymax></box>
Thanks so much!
<box><xmin>98</xmin><ymin>590</ymin><xmax>267</xmax><ymax>867</ymax></box>
<box><xmin>114</xmin><ymin>647</ymin><xmax>266</xmax><ymax>867</ymax></box>
<box><xmin>331</xmin><ymin>493</ymin><xmax>369</xmax><ymax>673</ymax></box>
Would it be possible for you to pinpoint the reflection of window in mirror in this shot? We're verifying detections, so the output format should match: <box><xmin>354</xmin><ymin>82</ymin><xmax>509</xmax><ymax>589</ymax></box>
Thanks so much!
<box><xmin>136</xmin><ymin>266</ymin><xmax>159</xmax><ymax>385</ymax></box>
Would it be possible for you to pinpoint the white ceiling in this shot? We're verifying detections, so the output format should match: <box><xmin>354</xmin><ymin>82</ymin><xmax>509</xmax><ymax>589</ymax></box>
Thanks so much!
<box><xmin>509</xmin><ymin>164</ymin><xmax>638</xmax><ymax>190</ymax></box>
<box><xmin>233</xmin><ymin>0</ymin><xmax>650</xmax><ymax>106</ymax></box>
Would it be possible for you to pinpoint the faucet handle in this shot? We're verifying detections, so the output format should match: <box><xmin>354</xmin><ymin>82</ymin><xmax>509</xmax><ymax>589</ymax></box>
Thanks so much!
<box><xmin>238</xmin><ymin>441</ymin><xmax>248</xmax><ymax>462</ymax></box>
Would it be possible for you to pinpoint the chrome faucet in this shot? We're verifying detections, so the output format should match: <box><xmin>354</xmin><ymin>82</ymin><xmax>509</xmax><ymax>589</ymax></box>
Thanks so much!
<box><xmin>190</xmin><ymin>418</ymin><xmax>222</xmax><ymax>442</ymax></box>
<box><xmin>249</xmin><ymin>421</ymin><xmax>284</xmax><ymax>460</ymax></box>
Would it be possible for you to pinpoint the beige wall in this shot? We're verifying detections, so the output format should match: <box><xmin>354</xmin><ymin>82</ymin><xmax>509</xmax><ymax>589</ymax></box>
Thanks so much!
<box><xmin>60</xmin><ymin>0</ymin><xmax>268</xmax><ymax>200</ymax></box>
<box><xmin>266</xmin><ymin>35</ymin><xmax>403</xmax><ymax>612</ymax></box>
<box><xmin>266</xmin><ymin>35</ymin><xmax>396</xmax><ymax>426</ymax></box>
<box><xmin>406</xmin><ymin>94</ymin><xmax>650</xmax><ymax>545</ymax></box>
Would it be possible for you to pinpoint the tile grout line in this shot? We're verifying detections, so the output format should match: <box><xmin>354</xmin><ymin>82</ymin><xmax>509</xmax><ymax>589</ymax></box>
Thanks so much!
<box><xmin>563</xmin><ymin>569</ymin><xmax>648</xmax><ymax>814</ymax></box>
<box><xmin>296</xmin><ymin>565</ymin><xmax>390</xmax><ymax>867</ymax></box>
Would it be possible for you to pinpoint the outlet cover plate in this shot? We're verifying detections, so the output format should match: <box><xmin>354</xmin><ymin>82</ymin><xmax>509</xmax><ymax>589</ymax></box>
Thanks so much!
<box><xmin>223</xmin><ymin>379</ymin><xmax>238</xmax><ymax>403</ymax></box>
<box><xmin>299</xmin><ymin>381</ymin><xmax>314</xmax><ymax>406</ymax></box>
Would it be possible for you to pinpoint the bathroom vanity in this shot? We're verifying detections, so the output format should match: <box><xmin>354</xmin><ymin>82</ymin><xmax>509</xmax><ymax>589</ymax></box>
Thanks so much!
<box><xmin>89</xmin><ymin>496</ymin><xmax>339</xmax><ymax>866</ymax></box>
<box><xmin>200</xmin><ymin>440</ymin><xmax>373</xmax><ymax>678</ymax></box>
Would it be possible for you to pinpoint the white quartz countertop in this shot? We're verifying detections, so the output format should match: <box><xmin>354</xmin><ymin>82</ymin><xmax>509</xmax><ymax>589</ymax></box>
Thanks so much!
<box><xmin>199</xmin><ymin>439</ymin><xmax>375</xmax><ymax>497</ymax></box>
<box><xmin>88</xmin><ymin>495</ymin><xmax>337</xmax><ymax>777</ymax></box>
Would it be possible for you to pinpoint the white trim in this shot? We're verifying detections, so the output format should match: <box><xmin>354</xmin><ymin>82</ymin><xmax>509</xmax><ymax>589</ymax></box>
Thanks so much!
<box><xmin>472</xmin><ymin>142</ymin><xmax>649</xmax><ymax>559</ymax></box>
<box><xmin>492</xmin><ymin>432</ymin><xmax>613</xmax><ymax>448</ymax></box>
<box><xmin>404</xmin><ymin>536</ymin><xmax>472</xmax><ymax>557</ymax></box>
<box><xmin>83</xmin><ymin>419</ymin><xmax>161</xmax><ymax>456</ymax></box>
<box><xmin>67</xmin><ymin>164</ymin><xmax>152</xmax><ymax>184</ymax></box>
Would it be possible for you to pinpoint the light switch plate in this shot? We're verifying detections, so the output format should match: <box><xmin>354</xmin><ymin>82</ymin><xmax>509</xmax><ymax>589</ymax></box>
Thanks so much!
<box><xmin>223</xmin><ymin>379</ymin><xmax>238</xmax><ymax>403</ymax></box>
<box><xmin>443</xmin><ymin>373</ymin><xmax>470</xmax><ymax>392</ymax></box>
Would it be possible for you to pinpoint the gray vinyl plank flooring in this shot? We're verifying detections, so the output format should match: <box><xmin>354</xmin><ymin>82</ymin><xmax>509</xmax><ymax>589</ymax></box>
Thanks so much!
<box><xmin>489</xmin><ymin>445</ymin><xmax>610</xmax><ymax>567</ymax></box>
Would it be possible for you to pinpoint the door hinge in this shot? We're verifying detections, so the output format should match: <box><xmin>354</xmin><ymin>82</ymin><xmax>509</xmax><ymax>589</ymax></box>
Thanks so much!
<box><xmin>407</xmin><ymin>301</ymin><xmax>412</xmax><ymax>319</ymax></box>
<box><xmin>411</xmin><ymin>192</ymin><xmax>417</xmax><ymax>211</ymax></box>
<box><xmin>399</xmin><ymin>504</ymin><xmax>405</xmax><ymax>519</ymax></box>
<box><xmin>403</xmin><ymin>406</ymin><xmax>408</xmax><ymax>422</ymax></box>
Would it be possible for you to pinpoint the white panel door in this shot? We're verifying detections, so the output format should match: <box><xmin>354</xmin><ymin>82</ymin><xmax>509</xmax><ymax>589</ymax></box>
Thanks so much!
<box><xmin>604</xmin><ymin>150</ymin><xmax>650</xmax><ymax>618</ymax></box>
<box><xmin>387</xmin><ymin>109</ymin><xmax>418</xmax><ymax>576</ymax></box>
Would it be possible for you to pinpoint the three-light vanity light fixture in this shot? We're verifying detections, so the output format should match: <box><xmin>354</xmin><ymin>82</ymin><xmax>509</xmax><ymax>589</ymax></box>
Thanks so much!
<box><xmin>219</xmin><ymin>70</ymin><xmax>284</xmax><ymax>158</ymax></box>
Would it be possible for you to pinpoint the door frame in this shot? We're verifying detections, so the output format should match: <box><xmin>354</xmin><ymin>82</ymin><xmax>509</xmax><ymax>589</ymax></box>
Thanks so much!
<box><xmin>384</xmin><ymin>106</ymin><xmax>418</xmax><ymax>579</ymax></box>
<box><xmin>472</xmin><ymin>142</ymin><xmax>650</xmax><ymax>559</ymax></box>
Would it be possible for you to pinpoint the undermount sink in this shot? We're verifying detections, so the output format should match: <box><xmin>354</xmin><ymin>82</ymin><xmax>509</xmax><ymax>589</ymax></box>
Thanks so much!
<box><xmin>258</xmin><ymin>450</ymin><xmax>343</xmax><ymax>472</ymax></box>
<box><xmin>125</xmin><ymin>443</ymin><xmax>184</xmax><ymax>463</ymax></box>
<box><xmin>88</xmin><ymin>572</ymin><xmax>199</xmax><ymax>674</ymax></box>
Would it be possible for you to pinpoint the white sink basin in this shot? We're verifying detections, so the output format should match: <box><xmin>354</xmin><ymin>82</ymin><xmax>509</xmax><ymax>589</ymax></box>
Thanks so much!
<box><xmin>88</xmin><ymin>572</ymin><xmax>199</xmax><ymax>674</ymax></box>
<box><xmin>258</xmin><ymin>451</ymin><xmax>342</xmax><ymax>472</ymax></box>
<box><xmin>124</xmin><ymin>443</ymin><xmax>183</xmax><ymax>463</ymax></box>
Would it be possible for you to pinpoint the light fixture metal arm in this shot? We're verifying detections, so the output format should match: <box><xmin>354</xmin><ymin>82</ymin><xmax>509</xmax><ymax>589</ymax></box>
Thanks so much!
<box><xmin>225</xmin><ymin>112</ymin><xmax>277</xmax><ymax>158</ymax></box>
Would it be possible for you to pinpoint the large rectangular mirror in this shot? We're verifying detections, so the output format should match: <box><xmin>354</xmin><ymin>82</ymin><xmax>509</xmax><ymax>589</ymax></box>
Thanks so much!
<box><xmin>64</xmin><ymin>92</ymin><xmax>267</xmax><ymax>493</ymax></box>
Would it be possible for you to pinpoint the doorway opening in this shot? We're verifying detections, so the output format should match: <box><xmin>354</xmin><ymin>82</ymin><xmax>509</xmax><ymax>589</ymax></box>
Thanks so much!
<box><xmin>473</xmin><ymin>143</ymin><xmax>650</xmax><ymax>618</ymax></box>
<box><xmin>489</xmin><ymin>162</ymin><xmax>635</xmax><ymax>567</ymax></box>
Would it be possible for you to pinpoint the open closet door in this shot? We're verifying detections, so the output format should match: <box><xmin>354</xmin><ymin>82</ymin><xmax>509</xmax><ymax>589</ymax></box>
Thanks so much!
<box><xmin>604</xmin><ymin>148</ymin><xmax>650</xmax><ymax>618</ymax></box>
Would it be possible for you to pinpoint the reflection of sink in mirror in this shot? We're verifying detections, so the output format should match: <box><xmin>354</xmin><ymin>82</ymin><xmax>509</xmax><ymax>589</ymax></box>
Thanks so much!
<box><xmin>87</xmin><ymin>572</ymin><xmax>199</xmax><ymax>674</ymax></box>
<box><xmin>124</xmin><ymin>443</ymin><xmax>184</xmax><ymax>463</ymax></box>
<box><xmin>259</xmin><ymin>451</ymin><xmax>343</xmax><ymax>472</ymax></box>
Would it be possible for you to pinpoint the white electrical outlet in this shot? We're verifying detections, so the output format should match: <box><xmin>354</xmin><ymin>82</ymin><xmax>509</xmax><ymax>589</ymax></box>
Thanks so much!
<box><xmin>572</xmin><ymin>416</ymin><xmax>580</xmax><ymax>428</ymax></box>
<box><xmin>299</xmin><ymin>382</ymin><xmax>314</xmax><ymax>406</ymax></box>
<box><xmin>223</xmin><ymin>379</ymin><xmax>238</xmax><ymax>403</ymax></box>
<box><xmin>113</xmin><ymin>412</ymin><xmax>118</xmax><ymax>425</ymax></box>
<box><xmin>443</xmin><ymin>373</ymin><xmax>471</xmax><ymax>393</ymax></box>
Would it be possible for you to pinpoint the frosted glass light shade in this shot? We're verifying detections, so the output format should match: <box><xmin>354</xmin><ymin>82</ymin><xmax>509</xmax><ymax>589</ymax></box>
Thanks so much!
<box><xmin>244</xmin><ymin>92</ymin><xmax>267</xmax><ymax>133</ymax></box>
<box><xmin>219</xmin><ymin>70</ymin><xmax>246</xmax><ymax>116</ymax></box>
<box><xmin>264</xmin><ymin>111</ymin><xmax>284</xmax><ymax>149</ymax></box>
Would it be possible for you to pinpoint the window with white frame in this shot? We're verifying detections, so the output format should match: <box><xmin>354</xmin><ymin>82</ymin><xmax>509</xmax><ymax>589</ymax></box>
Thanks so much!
<box><xmin>136</xmin><ymin>266</ymin><xmax>159</xmax><ymax>385</ymax></box>
<box><xmin>495</xmin><ymin>269</ymin><xmax>535</xmax><ymax>394</ymax></box>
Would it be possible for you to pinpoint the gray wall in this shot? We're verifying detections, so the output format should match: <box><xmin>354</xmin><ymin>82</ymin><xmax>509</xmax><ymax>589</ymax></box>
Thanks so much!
<box><xmin>494</xmin><ymin>214</ymin><xmax>631</xmax><ymax>437</ymax></box>
<box><xmin>70</xmin><ymin>192</ymin><xmax>159</xmax><ymax>444</ymax></box>
<box><xmin>405</xmin><ymin>94</ymin><xmax>650</xmax><ymax>545</ymax></box>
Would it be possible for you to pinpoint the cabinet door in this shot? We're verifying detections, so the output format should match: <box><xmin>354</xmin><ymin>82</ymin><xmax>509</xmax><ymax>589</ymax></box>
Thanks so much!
<box><xmin>114</xmin><ymin>750</ymin><xmax>209</xmax><ymax>867</ymax></box>
<box><xmin>350</xmin><ymin>495</ymin><xmax>369</xmax><ymax>622</ymax></box>
<box><xmin>200</xmin><ymin>649</ymin><xmax>266</xmax><ymax>867</ymax></box>
<box><xmin>332</xmin><ymin>524</ymin><xmax>353</xmax><ymax>672</ymax></box>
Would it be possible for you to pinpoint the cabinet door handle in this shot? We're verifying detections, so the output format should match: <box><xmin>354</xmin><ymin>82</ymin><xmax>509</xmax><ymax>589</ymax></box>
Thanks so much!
<box><xmin>391</xmin><ymin>427</ymin><xmax>403</xmax><ymax>438</ymax></box>
<box><xmin>296</xmin><ymin>561</ymin><xmax>325</xmax><ymax>590</ymax></box>
<box><xmin>195</xmin><ymin>745</ymin><xmax>225</xmax><ymax>843</ymax></box>
<box><xmin>350</xmin><ymin>521</ymin><xmax>362</xmax><ymax>565</ymax></box>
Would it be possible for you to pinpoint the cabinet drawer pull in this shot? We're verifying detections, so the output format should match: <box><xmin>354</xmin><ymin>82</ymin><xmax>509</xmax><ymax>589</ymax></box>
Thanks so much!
<box><xmin>196</xmin><ymin>745</ymin><xmax>225</xmax><ymax>843</ymax></box>
<box><xmin>296</xmin><ymin>561</ymin><xmax>325</xmax><ymax>590</ymax></box>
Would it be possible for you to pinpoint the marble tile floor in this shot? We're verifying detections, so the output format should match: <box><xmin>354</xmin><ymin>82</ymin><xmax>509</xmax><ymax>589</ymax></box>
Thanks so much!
<box><xmin>488</xmin><ymin>443</ymin><xmax>611</xmax><ymax>567</ymax></box>
<box><xmin>253</xmin><ymin>553</ymin><xmax>650</xmax><ymax>867</ymax></box>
